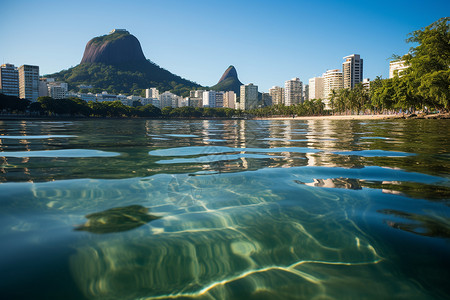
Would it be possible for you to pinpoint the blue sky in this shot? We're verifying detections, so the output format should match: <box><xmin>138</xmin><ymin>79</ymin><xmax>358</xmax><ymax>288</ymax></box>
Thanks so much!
<box><xmin>0</xmin><ymin>0</ymin><xmax>448</xmax><ymax>92</ymax></box>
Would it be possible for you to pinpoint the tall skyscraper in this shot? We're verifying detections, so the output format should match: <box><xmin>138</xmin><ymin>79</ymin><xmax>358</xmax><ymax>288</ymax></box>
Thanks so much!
<box><xmin>19</xmin><ymin>65</ymin><xmax>39</xmax><ymax>101</ymax></box>
<box><xmin>323</xmin><ymin>69</ymin><xmax>343</xmax><ymax>108</ymax></box>
<box><xmin>284</xmin><ymin>78</ymin><xmax>302</xmax><ymax>106</ymax></box>
<box><xmin>342</xmin><ymin>54</ymin><xmax>363</xmax><ymax>89</ymax></box>
<box><xmin>239</xmin><ymin>83</ymin><xmax>258</xmax><ymax>110</ymax></box>
<box><xmin>308</xmin><ymin>77</ymin><xmax>324</xmax><ymax>100</ymax></box>
<box><xmin>0</xmin><ymin>64</ymin><xmax>19</xmax><ymax>97</ymax></box>
<box><xmin>269</xmin><ymin>86</ymin><xmax>284</xmax><ymax>105</ymax></box>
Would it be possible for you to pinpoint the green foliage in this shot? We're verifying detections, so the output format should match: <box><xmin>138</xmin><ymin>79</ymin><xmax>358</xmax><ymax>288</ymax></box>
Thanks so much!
<box><xmin>0</xmin><ymin>93</ymin><xmax>30</xmax><ymax>112</ymax></box>
<box><xmin>90</xmin><ymin>32</ymin><xmax>129</xmax><ymax>45</ymax></box>
<box><xmin>47</xmin><ymin>59</ymin><xmax>201</xmax><ymax>97</ymax></box>
<box><xmin>370</xmin><ymin>17</ymin><xmax>450</xmax><ymax>112</ymax></box>
<box><xmin>245</xmin><ymin>100</ymin><xmax>327</xmax><ymax>117</ymax></box>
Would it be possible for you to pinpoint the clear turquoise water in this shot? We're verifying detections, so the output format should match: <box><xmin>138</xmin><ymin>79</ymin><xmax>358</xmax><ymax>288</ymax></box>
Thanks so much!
<box><xmin>0</xmin><ymin>119</ymin><xmax>449</xmax><ymax>299</ymax></box>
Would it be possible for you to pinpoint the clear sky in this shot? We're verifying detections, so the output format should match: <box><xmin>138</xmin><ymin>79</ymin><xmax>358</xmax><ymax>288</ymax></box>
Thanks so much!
<box><xmin>0</xmin><ymin>0</ymin><xmax>448</xmax><ymax>92</ymax></box>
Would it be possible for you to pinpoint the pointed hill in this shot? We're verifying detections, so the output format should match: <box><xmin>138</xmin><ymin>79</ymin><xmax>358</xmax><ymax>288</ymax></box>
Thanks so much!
<box><xmin>48</xmin><ymin>30</ymin><xmax>201</xmax><ymax>96</ymax></box>
<box><xmin>210</xmin><ymin>65</ymin><xmax>243</xmax><ymax>94</ymax></box>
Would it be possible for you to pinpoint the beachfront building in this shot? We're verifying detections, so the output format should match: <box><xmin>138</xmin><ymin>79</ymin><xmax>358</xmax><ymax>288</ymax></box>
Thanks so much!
<box><xmin>269</xmin><ymin>86</ymin><xmax>284</xmax><ymax>105</ymax></box>
<box><xmin>389</xmin><ymin>60</ymin><xmax>408</xmax><ymax>78</ymax></box>
<box><xmin>18</xmin><ymin>64</ymin><xmax>39</xmax><ymax>101</ymax></box>
<box><xmin>284</xmin><ymin>78</ymin><xmax>302</xmax><ymax>106</ymax></box>
<box><xmin>223</xmin><ymin>91</ymin><xmax>236</xmax><ymax>108</ymax></box>
<box><xmin>323</xmin><ymin>69</ymin><xmax>343</xmax><ymax>108</ymax></box>
<box><xmin>0</xmin><ymin>63</ymin><xmax>19</xmax><ymax>97</ymax></box>
<box><xmin>202</xmin><ymin>91</ymin><xmax>217</xmax><ymax>108</ymax></box>
<box><xmin>239</xmin><ymin>83</ymin><xmax>258</xmax><ymax>110</ymax></box>
<box><xmin>342</xmin><ymin>54</ymin><xmax>363</xmax><ymax>89</ymax></box>
<box><xmin>308</xmin><ymin>77</ymin><xmax>324</xmax><ymax>100</ymax></box>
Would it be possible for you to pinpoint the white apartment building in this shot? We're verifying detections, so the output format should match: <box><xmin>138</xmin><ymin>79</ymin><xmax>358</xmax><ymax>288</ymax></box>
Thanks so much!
<box><xmin>389</xmin><ymin>60</ymin><xmax>408</xmax><ymax>78</ymax></box>
<box><xmin>159</xmin><ymin>91</ymin><xmax>180</xmax><ymax>108</ymax></box>
<box><xmin>0</xmin><ymin>63</ymin><xmax>19</xmax><ymax>97</ymax></box>
<box><xmin>362</xmin><ymin>78</ymin><xmax>371</xmax><ymax>90</ymax></box>
<box><xmin>239</xmin><ymin>83</ymin><xmax>258</xmax><ymax>110</ymax></box>
<box><xmin>202</xmin><ymin>91</ymin><xmax>217</xmax><ymax>108</ymax></box>
<box><xmin>284</xmin><ymin>78</ymin><xmax>302</xmax><ymax>106</ymax></box>
<box><xmin>308</xmin><ymin>77</ymin><xmax>324</xmax><ymax>100</ymax></box>
<box><xmin>269</xmin><ymin>86</ymin><xmax>284</xmax><ymax>105</ymax></box>
<box><xmin>323</xmin><ymin>69</ymin><xmax>343</xmax><ymax>108</ymax></box>
<box><xmin>48</xmin><ymin>82</ymin><xmax>68</xmax><ymax>99</ymax></box>
<box><xmin>18</xmin><ymin>64</ymin><xmax>39</xmax><ymax>101</ymax></box>
<box><xmin>342</xmin><ymin>54</ymin><xmax>363</xmax><ymax>89</ymax></box>
<box><xmin>223</xmin><ymin>91</ymin><xmax>236</xmax><ymax>108</ymax></box>
<box><xmin>145</xmin><ymin>87</ymin><xmax>159</xmax><ymax>99</ymax></box>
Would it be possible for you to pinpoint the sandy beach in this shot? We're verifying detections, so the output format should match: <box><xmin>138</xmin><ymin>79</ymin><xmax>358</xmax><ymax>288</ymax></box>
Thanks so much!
<box><xmin>254</xmin><ymin>113</ymin><xmax>449</xmax><ymax>121</ymax></box>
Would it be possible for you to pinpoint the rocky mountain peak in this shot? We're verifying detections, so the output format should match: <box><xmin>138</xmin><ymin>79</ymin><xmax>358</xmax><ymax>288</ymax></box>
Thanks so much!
<box><xmin>80</xmin><ymin>30</ymin><xmax>147</xmax><ymax>65</ymax></box>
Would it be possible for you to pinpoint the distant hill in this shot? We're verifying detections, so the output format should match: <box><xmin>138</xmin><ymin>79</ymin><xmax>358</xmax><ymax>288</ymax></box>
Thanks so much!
<box><xmin>48</xmin><ymin>30</ymin><xmax>201</xmax><ymax>96</ymax></box>
<box><xmin>210</xmin><ymin>65</ymin><xmax>243</xmax><ymax>95</ymax></box>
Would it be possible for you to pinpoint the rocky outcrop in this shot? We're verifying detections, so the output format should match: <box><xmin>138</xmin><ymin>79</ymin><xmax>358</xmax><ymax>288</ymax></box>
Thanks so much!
<box><xmin>48</xmin><ymin>30</ymin><xmax>201</xmax><ymax>94</ymax></box>
<box><xmin>80</xmin><ymin>32</ymin><xmax>147</xmax><ymax>65</ymax></box>
<box><xmin>211</xmin><ymin>65</ymin><xmax>243</xmax><ymax>94</ymax></box>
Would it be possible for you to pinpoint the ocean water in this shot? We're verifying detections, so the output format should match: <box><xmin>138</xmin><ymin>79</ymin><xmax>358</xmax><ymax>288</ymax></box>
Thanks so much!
<box><xmin>0</xmin><ymin>119</ymin><xmax>449</xmax><ymax>300</ymax></box>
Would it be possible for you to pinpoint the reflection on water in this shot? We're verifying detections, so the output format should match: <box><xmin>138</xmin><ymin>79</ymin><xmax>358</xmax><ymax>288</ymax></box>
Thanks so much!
<box><xmin>0</xmin><ymin>119</ymin><xmax>449</xmax><ymax>299</ymax></box>
<box><xmin>380</xmin><ymin>209</ymin><xmax>450</xmax><ymax>238</ymax></box>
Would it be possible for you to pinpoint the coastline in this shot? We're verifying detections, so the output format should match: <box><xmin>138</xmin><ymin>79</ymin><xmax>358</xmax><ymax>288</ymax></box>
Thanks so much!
<box><xmin>254</xmin><ymin>113</ymin><xmax>450</xmax><ymax>121</ymax></box>
<box><xmin>0</xmin><ymin>113</ymin><xmax>448</xmax><ymax>121</ymax></box>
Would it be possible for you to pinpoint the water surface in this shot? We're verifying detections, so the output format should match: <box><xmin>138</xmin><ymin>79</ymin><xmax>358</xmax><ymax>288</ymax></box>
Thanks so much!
<box><xmin>0</xmin><ymin>119</ymin><xmax>449</xmax><ymax>299</ymax></box>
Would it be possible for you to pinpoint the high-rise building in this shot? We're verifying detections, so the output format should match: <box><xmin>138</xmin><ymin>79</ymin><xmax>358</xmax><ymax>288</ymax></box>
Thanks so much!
<box><xmin>239</xmin><ymin>83</ymin><xmax>258</xmax><ymax>110</ymax></box>
<box><xmin>284</xmin><ymin>78</ymin><xmax>302</xmax><ymax>106</ymax></box>
<box><xmin>269</xmin><ymin>86</ymin><xmax>284</xmax><ymax>105</ymax></box>
<box><xmin>0</xmin><ymin>64</ymin><xmax>19</xmax><ymax>97</ymax></box>
<box><xmin>145</xmin><ymin>88</ymin><xmax>159</xmax><ymax>99</ymax></box>
<box><xmin>261</xmin><ymin>93</ymin><xmax>272</xmax><ymax>107</ymax></box>
<box><xmin>203</xmin><ymin>91</ymin><xmax>217</xmax><ymax>108</ymax></box>
<box><xmin>323</xmin><ymin>69</ymin><xmax>343</xmax><ymax>108</ymax></box>
<box><xmin>342</xmin><ymin>54</ymin><xmax>363</xmax><ymax>89</ymax></box>
<box><xmin>18</xmin><ymin>65</ymin><xmax>39</xmax><ymax>101</ymax></box>
<box><xmin>389</xmin><ymin>60</ymin><xmax>408</xmax><ymax>78</ymax></box>
<box><xmin>223</xmin><ymin>91</ymin><xmax>236</xmax><ymax>108</ymax></box>
<box><xmin>303</xmin><ymin>84</ymin><xmax>309</xmax><ymax>102</ymax></box>
<box><xmin>215</xmin><ymin>92</ymin><xmax>224</xmax><ymax>108</ymax></box>
<box><xmin>308</xmin><ymin>77</ymin><xmax>324</xmax><ymax>100</ymax></box>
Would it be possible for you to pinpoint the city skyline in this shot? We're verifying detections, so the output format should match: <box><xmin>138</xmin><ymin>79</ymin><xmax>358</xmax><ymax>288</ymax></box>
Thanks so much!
<box><xmin>0</xmin><ymin>0</ymin><xmax>448</xmax><ymax>92</ymax></box>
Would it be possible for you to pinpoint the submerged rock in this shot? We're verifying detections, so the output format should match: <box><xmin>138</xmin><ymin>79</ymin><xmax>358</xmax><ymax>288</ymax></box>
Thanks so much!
<box><xmin>75</xmin><ymin>205</ymin><xmax>160</xmax><ymax>234</ymax></box>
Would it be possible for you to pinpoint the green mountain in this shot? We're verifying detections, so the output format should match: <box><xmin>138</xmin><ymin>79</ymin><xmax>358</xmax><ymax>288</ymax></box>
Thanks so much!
<box><xmin>48</xmin><ymin>30</ymin><xmax>201</xmax><ymax>96</ymax></box>
<box><xmin>210</xmin><ymin>65</ymin><xmax>243</xmax><ymax>95</ymax></box>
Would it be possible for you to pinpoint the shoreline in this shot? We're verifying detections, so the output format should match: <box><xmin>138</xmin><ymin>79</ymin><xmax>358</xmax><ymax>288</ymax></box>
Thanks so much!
<box><xmin>254</xmin><ymin>113</ymin><xmax>450</xmax><ymax>121</ymax></box>
<box><xmin>0</xmin><ymin>113</ymin><xmax>448</xmax><ymax>121</ymax></box>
